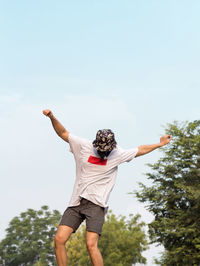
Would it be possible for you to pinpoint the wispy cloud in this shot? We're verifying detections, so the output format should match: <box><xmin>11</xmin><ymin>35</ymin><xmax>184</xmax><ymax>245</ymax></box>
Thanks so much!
<box><xmin>0</xmin><ymin>93</ymin><xmax>23</xmax><ymax>104</ymax></box>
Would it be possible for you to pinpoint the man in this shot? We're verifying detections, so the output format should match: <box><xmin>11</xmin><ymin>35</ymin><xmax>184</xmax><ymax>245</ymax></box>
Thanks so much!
<box><xmin>43</xmin><ymin>109</ymin><xmax>171</xmax><ymax>266</ymax></box>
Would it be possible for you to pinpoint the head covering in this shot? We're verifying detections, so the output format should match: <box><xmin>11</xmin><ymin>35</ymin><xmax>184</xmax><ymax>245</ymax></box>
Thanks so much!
<box><xmin>93</xmin><ymin>129</ymin><xmax>117</xmax><ymax>152</ymax></box>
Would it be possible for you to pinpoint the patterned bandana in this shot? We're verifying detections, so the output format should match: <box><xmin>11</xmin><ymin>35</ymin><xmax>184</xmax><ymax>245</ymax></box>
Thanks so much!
<box><xmin>92</xmin><ymin>129</ymin><xmax>117</xmax><ymax>152</ymax></box>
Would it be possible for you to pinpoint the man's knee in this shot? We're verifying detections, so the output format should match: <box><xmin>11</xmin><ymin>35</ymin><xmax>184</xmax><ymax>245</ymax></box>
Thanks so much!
<box><xmin>54</xmin><ymin>226</ymin><xmax>73</xmax><ymax>248</ymax></box>
<box><xmin>54</xmin><ymin>234</ymin><xmax>66</xmax><ymax>247</ymax></box>
<box><xmin>86</xmin><ymin>238</ymin><xmax>98</xmax><ymax>252</ymax></box>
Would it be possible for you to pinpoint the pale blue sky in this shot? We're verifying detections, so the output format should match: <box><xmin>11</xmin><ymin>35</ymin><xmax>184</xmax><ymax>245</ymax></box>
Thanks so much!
<box><xmin>1</xmin><ymin>1</ymin><xmax>200</xmax><ymax>265</ymax></box>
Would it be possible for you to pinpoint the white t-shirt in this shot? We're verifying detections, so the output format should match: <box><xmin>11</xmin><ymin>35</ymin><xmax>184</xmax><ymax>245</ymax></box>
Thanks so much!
<box><xmin>68</xmin><ymin>134</ymin><xmax>138</xmax><ymax>208</ymax></box>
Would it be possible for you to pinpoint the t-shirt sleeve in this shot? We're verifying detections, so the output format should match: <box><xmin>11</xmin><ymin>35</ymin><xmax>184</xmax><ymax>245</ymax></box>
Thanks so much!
<box><xmin>68</xmin><ymin>133</ymin><xmax>88</xmax><ymax>156</ymax></box>
<box><xmin>119</xmin><ymin>147</ymin><xmax>138</xmax><ymax>163</ymax></box>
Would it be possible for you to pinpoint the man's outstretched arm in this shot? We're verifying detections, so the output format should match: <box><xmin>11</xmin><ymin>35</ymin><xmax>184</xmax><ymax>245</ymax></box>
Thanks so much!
<box><xmin>43</xmin><ymin>109</ymin><xmax>69</xmax><ymax>142</ymax></box>
<box><xmin>136</xmin><ymin>135</ymin><xmax>171</xmax><ymax>157</ymax></box>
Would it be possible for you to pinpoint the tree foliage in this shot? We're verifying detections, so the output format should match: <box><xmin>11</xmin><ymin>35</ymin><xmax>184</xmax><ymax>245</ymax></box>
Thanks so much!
<box><xmin>66</xmin><ymin>211</ymin><xmax>148</xmax><ymax>266</ymax></box>
<box><xmin>0</xmin><ymin>207</ymin><xmax>148</xmax><ymax>266</ymax></box>
<box><xmin>0</xmin><ymin>206</ymin><xmax>61</xmax><ymax>266</ymax></box>
<box><xmin>135</xmin><ymin>120</ymin><xmax>200</xmax><ymax>265</ymax></box>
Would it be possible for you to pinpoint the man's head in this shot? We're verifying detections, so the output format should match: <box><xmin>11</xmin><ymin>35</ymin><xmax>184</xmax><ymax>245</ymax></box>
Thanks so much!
<box><xmin>93</xmin><ymin>129</ymin><xmax>117</xmax><ymax>160</ymax></box>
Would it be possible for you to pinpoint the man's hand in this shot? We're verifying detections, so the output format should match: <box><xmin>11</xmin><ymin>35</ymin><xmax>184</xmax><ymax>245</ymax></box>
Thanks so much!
<box><xmin>43</xmin><ymin>109</ymin><xmax>53</xmax><ymax>118</ymax></box>
<box><xmin>136</xmin><ymin>135</ymin><xmax>172</xmax><ymax>157</ymax></box>
<box><xmin>42</xmin><ymin>109</ymin><xmax>69</xmax><ymax>142</ymax></box>
<box><xmin>160</xmin><ymin>135</ymin><xmax>172</xmax><ymax>147</ymax></box>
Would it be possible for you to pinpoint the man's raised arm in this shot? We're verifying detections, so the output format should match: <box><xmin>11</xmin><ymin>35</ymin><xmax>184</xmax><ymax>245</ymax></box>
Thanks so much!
<box><xmin>135</xmin><ymin>135</ymin><xmax>171</xmax><ymax>157</ymax></box>
<box><xmin>43</xmin><ymin>109</ymin><xmax>69</xmax><ymax>142</ymax></box>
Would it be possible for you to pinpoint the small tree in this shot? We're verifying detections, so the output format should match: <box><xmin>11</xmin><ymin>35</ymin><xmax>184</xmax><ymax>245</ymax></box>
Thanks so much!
<box><xmin>0</xmin><ymin>206</ymin><xmax>61</xmax><ymax>266</ymax></box>
<box><xmin>66</xmin><ymin>210</ymin><xmax>148</xmax><ymax>266</ymax></box>
<box><xmin>135</xmin><ymin>120</ymin><xmax>200</xmax><ymax>265</ymax></box>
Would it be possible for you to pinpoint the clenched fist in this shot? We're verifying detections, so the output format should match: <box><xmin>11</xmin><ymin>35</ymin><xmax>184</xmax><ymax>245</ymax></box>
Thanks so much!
<box><xmin>160</xmin><ymin>135</ymin><xmax>172</xmax><ymax>146</ymax></box>
<box><xmin>43</xmin><ymin>109</ymin><xmax>53</xmax><ymax>118</ymax></box>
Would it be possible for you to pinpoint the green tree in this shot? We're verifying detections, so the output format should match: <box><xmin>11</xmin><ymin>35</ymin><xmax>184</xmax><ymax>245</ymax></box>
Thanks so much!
<box><xmin>66</xmin><ymin>210</ymin><xmax>148</xmax><ymax>266</ymax></box>
<box><xmin>135</xmin><ymin>120</ymin><xmax>200</xmax><ymax>265</ymax></box>
<box><xmin>0</xmin><ymin>206</ymin><xmax>61</xmax><ymax>266</ymax></box>
<box><xmin>99</xmin><ymin>211</ymin><xmax>148</xmax><ymax>266</ymax></box>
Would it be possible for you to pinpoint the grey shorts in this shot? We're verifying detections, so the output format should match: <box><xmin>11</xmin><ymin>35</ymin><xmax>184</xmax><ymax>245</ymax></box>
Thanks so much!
<box><xmin>59</xmin><ymin>198</ymin><xmax>105</xmax><ymax>235</ymax></box>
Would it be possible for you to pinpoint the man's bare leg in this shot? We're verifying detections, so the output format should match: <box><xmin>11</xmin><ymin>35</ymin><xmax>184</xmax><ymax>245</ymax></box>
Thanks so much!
<box><xmin>86</xmin><ymin>231</ymin><xmax>104</xmax><ymax>266</ymax></box>
<box><xmin>54</xmin><ymin>225</ymin><xmax>74</xmax><ymax>266</ymax></box>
